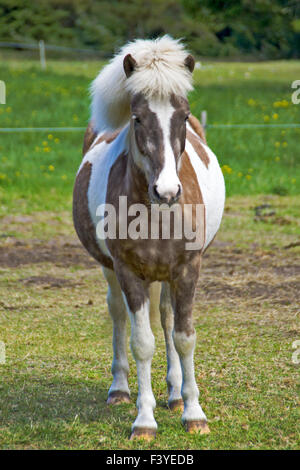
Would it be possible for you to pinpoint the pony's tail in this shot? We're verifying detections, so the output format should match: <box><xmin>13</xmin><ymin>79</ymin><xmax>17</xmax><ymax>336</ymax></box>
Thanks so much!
<box><xmin>149</xmin><ymin>282</ymin><xmax>161</xmax><ymax>328</ymax></box>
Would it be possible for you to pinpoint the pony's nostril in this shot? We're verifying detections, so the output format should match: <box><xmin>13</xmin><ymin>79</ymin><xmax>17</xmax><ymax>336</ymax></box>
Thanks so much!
<box><xmin>175</xmin><ymin>185</ymin><xmax>182</xmax><ymax>199</ymax></box>
<box><xmin>153</xmin><ymin>184</ymin><xmax>161</xmax><ymax>200</ymax></box>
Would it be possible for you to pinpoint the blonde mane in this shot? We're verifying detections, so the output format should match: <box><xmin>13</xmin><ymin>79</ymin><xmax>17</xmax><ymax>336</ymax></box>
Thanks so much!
<box><xmin>91</xmin><ymin>36</ymin><xmax>194</xmax><ymax>132</ymax></box>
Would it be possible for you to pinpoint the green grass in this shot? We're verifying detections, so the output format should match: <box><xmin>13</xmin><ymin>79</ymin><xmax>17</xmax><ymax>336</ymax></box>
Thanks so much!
<box><xmin>0</xmin><ymin>197</ymin><xmax>299</xmax><ymax>450</ymax></box>
<box><xmin>0</xmin><ymin>59</ymin><xmax>299</xmax><ymax>216</ymax></box>
<box><xmin>0</xmin><ymin>58</ymin><xmax>299</xmax><ymax>449</ymax></box>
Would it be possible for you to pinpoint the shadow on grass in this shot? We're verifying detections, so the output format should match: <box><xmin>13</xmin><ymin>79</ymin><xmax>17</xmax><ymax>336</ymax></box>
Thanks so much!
<box><xmin>0</xmin><ymin>374</ymin><xmax>135</xmax><ymax>428</ymax></box>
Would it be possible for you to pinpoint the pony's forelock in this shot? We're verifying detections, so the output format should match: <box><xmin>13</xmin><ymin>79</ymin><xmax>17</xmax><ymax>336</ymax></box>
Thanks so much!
<box><xmin>91</xmin><ymin>36</ymin><xmax>193</xmax><ymax>132</ymax></box>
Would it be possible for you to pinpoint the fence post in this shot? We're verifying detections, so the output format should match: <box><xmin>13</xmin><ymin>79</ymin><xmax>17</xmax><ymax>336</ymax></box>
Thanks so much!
<box><xmin>201</xmin><ymin>110</ymin><xmax>207</xmax><ymax>130</ymax></box>
<box><xmin>0</xmin><ymin>80</ymin><xmax>5</xmax><ymax>104</ymax></box>
<box><xmin>39</xmin><ymin>40</ymin><xmax>46</xmax><ymax>70</ymax></box>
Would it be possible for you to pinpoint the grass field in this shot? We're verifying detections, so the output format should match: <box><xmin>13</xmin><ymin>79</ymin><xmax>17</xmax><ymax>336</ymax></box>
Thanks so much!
<box><xmin>0</xmin><ymin>58</ymin><xmax>299</xmax><ymax>450</ymax></box>
<box><xmin>0</xmin><ymin>59</ymin><xmax>299</xmax><ymax>216</ymax></box>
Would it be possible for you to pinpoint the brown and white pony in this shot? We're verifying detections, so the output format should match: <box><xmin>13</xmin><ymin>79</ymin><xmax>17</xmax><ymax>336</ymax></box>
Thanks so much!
<box><xmin>73</xmin><ymin>36</ymin><xmax>225</xmax><ymax>440</ymax></box>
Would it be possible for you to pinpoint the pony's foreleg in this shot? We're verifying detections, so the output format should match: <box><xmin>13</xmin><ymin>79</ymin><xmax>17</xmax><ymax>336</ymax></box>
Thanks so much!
<box><xmin>171</xmin><ymin>259</ymin><xmax>210</xmax><ymax>435</ymax></box>
<box><xmin>160</xmin><ymin>282</ymin><xmax>183</xmax><ymax>411</ymax></box>
<box><xmin>102</xmin><ymin>267</ymin><xmax>130</xmax><ymax>405</ymax></box>
<box><xmin>114</xmin><ymin>261</ymin><xmax>157</xmax><ymax>441</ymax></box>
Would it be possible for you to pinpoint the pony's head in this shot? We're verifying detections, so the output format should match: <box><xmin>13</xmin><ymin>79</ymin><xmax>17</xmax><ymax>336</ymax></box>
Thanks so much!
<box><xmin>126</xmin><ymin>66</ymin><xmax>194</xmax><ymax>204</ymax></box>
<box><xmin>124</xmin><ymin>39</ymin><xmax>194</xmax><ymax>205</ymax></box>
<box><xmin>91</xmin><ymin>36</ymin><xmax>195</xmax><ymax>204</ymax></box>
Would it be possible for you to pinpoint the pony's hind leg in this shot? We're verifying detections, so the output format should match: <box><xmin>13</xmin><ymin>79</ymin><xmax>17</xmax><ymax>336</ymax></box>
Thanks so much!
<box><xmin>102</xmin><ymin>267</ymin><xmax>130</xmax><ymax>405</ymax></box>
<box><xmin>160</xmin><ymin>282</ymin><xmax>183</xmax><ymax>412</ymax></box>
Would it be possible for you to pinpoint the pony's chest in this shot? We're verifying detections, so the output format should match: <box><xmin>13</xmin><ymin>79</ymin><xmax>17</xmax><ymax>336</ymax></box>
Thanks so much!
<box><xmin>107</xmin><ymin>237</ymin><xmax>191</xmax><ymax>281</ymax></box>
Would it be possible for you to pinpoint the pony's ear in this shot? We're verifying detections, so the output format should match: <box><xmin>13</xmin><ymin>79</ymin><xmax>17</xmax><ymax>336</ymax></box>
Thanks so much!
<box><xmin>123</xmin><ymin>54</ymin><xmax>137</xmax><ymax>78</ymax></box>
<box><xmin>184</xmin><ymin>54</ymin><xmax>195</xmax><ymax>73</ymax></box>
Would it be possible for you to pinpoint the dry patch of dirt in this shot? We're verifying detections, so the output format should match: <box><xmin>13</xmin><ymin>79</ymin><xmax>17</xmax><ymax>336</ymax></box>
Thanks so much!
<box><xmin>198</xmin><ymin>241</ymin><xmax>300</xmax><ymax>307</ymax></box>
<box><xmin>18</xmin><ymin>276</ymin><xmax>78</xmax><ymax>289</ymax></box>
<box><xmin>0</xmin><ymin>237</ymin><xmax>97</xmax><ymax>269</ymax></box>
<box><xmin>0</xmin><ymin>236</ymin><xmax>299</xmax><ymax>308</ymax></box>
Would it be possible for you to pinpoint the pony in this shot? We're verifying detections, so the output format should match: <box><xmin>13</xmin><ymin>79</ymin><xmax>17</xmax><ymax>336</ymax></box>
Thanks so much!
<box><xmin>73</xmin><ymin>35</ymin><xmax>225</xmax><ymax>441</ymax></box>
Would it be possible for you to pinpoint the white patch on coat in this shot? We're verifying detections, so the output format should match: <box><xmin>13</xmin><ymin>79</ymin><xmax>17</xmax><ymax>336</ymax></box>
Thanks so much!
<box><xmin>185</xmin><ymin>124</ymin><xmax>225</xmax><ymax>249</ymax></box>
<box><xmin>148</xmin><ymin>98</ymin><xmax>182</xmax><ymax>200</ymax></box>
<box><xmin>173</xmin><ymin>330</ymin><xmax>207</xmax><ymax>423</ymax></box>
<box><xmin>123</xmin><ymin>297</ymin><xmax>157</xmax><ymax>431</ymax></box>
<box><xmin>81</xmin><ymin>125</ymin><xmax>129</xmax><ymax>259</ymax></box>
<box><xmin>102</xmin><ymin>267</ymin><xmax>130</xmax><ymax>397</ymax></box>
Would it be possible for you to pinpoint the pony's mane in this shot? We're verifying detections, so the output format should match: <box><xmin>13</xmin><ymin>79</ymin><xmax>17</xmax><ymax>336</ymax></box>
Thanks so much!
<box><xmin>91</xmin><ymin>36</ymin><xmax>193</xmax><ymax>132</ymax></box>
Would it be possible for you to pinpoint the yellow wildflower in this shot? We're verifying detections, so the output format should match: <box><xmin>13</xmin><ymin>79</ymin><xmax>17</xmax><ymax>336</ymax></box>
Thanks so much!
<box><xmin>221</xmin><ymin>164</ymin><xmax>233</xmax><ymax>175</ymax></box>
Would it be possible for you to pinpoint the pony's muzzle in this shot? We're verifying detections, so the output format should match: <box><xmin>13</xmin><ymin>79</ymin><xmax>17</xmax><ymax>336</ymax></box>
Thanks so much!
<box><xmin>152</xmin><ymin>183</ymin><xmax>182</xmax><ymax>205</ymax></box>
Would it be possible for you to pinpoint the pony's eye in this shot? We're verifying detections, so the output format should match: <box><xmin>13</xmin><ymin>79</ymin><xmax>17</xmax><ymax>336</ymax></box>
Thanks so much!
<box><xmin>184</xmin><ymin>114</ymin><xmax>190</xmax><ymax>122</ymax></box>
<box><xmin>133</xmin><ymin>116</ymin><xmax>141</xmax><ymax>125</ymax></box>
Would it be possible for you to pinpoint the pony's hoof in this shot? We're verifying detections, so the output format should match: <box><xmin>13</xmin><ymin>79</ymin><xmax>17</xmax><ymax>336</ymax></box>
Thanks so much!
<box><xmin>107</xmin><ymin>391</ymin><xmax>131</xmax><ymax>405</ymax></box>
<box><xmin>168</xmin><ymin>399</ymin><xmax>184</xmax><ymax>412</ymax></box>
<box><xmin>130</xmin><ymin>427</ymin><xmax>156</xmax><ymax>441</ymax></box>
<box><xmin>185</xmin><ymin>420</ymin><xmax>210</xmax><ymax>435</ymax></box>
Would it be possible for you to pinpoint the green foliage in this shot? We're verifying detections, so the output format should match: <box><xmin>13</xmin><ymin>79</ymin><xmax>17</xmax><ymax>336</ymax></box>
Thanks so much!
<box><xmin>0</xmin><ymin>0</ymin><xmax>299</xmax><ymax>58</ymax></box>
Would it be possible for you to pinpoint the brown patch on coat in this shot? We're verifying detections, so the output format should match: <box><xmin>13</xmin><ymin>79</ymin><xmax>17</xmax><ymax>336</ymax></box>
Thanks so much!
<box><xmin>188</xmin><ymin>114</ymin><xmax>207</xmax><ymax>144</ymax></box>
<box><xmin>171</xmin><ymin>253</ymin><xmax>201</xmax><ymax>335</ymax></box>
<box><xmin>179</xmin><ymin>150</ymin><xmax>205</xmax><ymax>242</ymax></box>
<box><xmin>186</xmin><ymin>129</ymin><xmax>210</xmax><ymax>169</ymax></box>
<box><xmin>131</xmin><ymin>93</ymin><xmax>165</xmax><ymax>177</ymax></box>
<box><xmin>92</xmin><ymin>129</ymin><xmax>121</xmax><ymax>147</ymax></box>
<box><xmin>82</xmin><ymin>122</ymin><xmax>97</xmax><ymax>156</ymax></box>
<box><xmin>104</xmin><ymin>147</ymin><xmax>205</xmax><ymax>319</ymax></box>
<box><xmin>82</xmin><ymin>122</ymin><xmax>121</xmax><ymax>156</ymax></box>
<box><xmin>73</xmin><ymin>161</ymin><xmax>113</xmax><ymax>270</ymax></box>
<box><xmin>179</xmin><ymin>151</ymin><xmax>204</xmax><ymax>206</ymax></box>
<box><xmin>169</xmin><ymin>94</ymin><xmax>190</xmax><ymax>161</ymax></box>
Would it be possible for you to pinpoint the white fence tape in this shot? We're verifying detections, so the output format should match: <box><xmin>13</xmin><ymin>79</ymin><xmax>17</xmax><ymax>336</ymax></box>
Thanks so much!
<box><xmin>0</xmin><ymin>127</ymin><xmax>86</xmax><ymax>133</ymax></box>
<box><xmin>0</xmin><ymin>124</ymin><xmax>299</xmax><ymax>133</ymax></box>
